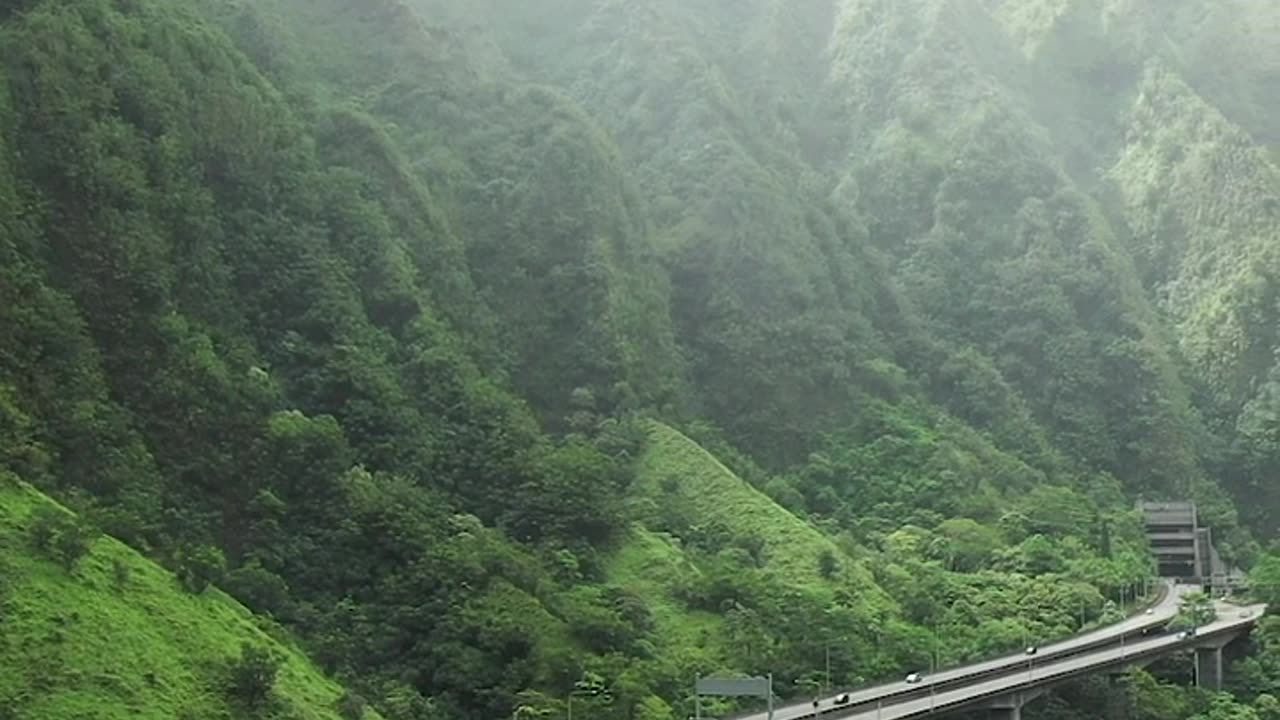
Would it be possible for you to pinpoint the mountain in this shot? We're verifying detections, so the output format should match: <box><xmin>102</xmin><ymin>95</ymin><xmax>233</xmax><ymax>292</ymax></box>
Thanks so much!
<box><xmin>400</xmin><ymin>0</ymin><xmax>1272</xmax><ymax>545</ymax></box>
<box><xmin>2</xmin><ymin>1</ymin><xmax>1279</xmax><ymax>719</ymax></box>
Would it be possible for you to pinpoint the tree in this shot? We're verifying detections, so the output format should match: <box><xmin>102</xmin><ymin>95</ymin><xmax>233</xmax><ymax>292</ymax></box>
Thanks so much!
<box><xmin>111</xmin><ymin>558</ymin><xmax>131</xmax><ymax>590</ymax></box>
<box><xmin>224</xmin><ymin>561</ymin><xmax>291</xmax><ymax>617</ymax></box>
<box><xmin>1180</xmin><ymin>592</ymin><xmax>1218</xmax><ymax>628</ymax></box>
<box><xmin>1256</xmin><ymin>694</ymin><xmax>1280</xmax><ymax>720</ymax></box>
<box><xmin>226</xmin><ymin>643</ymin><xmax>280</xmax><ymax>709</ymax></box>
<box><xmin>337</xmin><ymin>691</ymin><xmax>369</xmax><ymax>720</ymax></box>
<box><xmin>176</xmin><ymin>544</ymin><xmax>226</xmax><ymax>594</ymax></box>
<box><xmin>1189</xmin><ymin>694</ymin><xmax>1263</xmax><ymax>720</ymax></box>
<box><xmin>1251</xmin><ymin>554</ymin><xmax>1280</xmax><ymax>608</ymax></box>
<box><xmin>818</xmin><ymin>549</ymin><xmax>840</xmax><ymax>579</ymax></box>
<box><xmin>29</xmin><ymin>507</ymin><xmax>92</xmax><ymax>570</ymax></box>
<box><xmin>935</xmin><ymin>518</ymin><xmax>1004</xmax><ymax>571</ymax></box>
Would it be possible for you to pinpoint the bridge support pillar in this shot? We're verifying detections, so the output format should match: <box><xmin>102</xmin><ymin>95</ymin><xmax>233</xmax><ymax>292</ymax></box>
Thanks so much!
<box><xmin>978</xmin><ymin>688</ymin><xmax>1042</xmax><ymax>720</ymax></box>
<box><xmin>1196</xmin><ymin>646</ymin><xmax>1224</xmax><ymax>690</ymax></box>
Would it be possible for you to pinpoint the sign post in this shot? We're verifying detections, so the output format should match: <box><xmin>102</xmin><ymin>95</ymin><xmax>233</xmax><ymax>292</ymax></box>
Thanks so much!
<box><xmin>768</xmin><ymin>674</ymin><xmax>773</xmax><ymax>720</ymax></box>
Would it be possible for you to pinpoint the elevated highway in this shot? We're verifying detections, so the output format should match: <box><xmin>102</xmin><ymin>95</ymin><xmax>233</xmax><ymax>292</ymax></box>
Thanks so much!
<box><xmin>733</xmin><ymin>583</ymin><xmax>1263</xmax><ymax>720</ymax></box>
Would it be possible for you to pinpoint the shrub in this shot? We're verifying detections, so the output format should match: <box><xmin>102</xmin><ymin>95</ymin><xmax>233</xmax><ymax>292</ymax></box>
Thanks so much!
<box><xmin>224</xmin><ymin>562</ymin><xmax>291</xmax><ymax>616</ymax></box>
<box><xmin>227</xmin><ymin>643</ymin><xmax>280</xmax><ymax>709</ymax></box>
<box><xmin>111</xmin><ymin>558</ymin><xmax>131</xmax><ymax>590</ymax></box>
<box><xmin>337</xmin><ymin>691</ymin><xmax>369</xmax><ymax>720</ymax></box>
<box><xmin>29</xmin><ymin>507</ymin><xmax>92</xmax><ymax>570</ymax></box>
<box><xmin>818</xmin><ymin>549</ymin><xmax>840</xmax><ymax>579</ymax></box>
<box><xmin>176</xmin><ymin>543</ymin><xmax>226</xmax><ymax>594</ymax></box>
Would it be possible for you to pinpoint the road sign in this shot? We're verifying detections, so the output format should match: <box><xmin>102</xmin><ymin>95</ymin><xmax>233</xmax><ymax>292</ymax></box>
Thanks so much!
<box><xmin>696</xmin><ymin>677</ymin><xmax>771</xmax><ymax>697</ymax></box>
<box><xmin>695</xmin><ymin>675</ymin><xmax>773</xmax><ymax>720</ymax></box>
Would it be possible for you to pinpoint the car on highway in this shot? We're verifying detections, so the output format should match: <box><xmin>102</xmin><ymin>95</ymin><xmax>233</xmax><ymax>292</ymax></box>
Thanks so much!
<box><xmin>905</xmin><ymin>673</ymin><xmax>923</xmax><ymax>684</ymax></box>
<box><xmin>1024</xmin><ymin>646</ymin><xmax>1038</xmax><ymax>655</ymax></box>
<box><xmin>1145</xmin><ymin>608</ymin><xmax>1155</xmax><ymax>615</ymax></box>
<box><xmin>833</xmin><ymin>694</ymin><xmax>851</xmax><ymax>705</ymax></box>
<box><xmin>1178</xmin><ymin>628</ymin><xmax>1197</xmax><ymax>639</ymax></box>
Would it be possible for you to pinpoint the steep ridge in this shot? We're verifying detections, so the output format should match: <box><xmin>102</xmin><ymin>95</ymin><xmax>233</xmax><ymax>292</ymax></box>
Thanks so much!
<box><xmin>200</xmin><ymin>0</ymin><xmax>688</xmax><ymax>425</ymax></box>
<box><xmin>447</xmin><ymin>0</ymin><xmax>1255</xmax><ymax>548</ymax></box>
<box><xmin>976</xmin><ymin>0</ymin><xmax>1280</xmax><ymax>538</ymax></box>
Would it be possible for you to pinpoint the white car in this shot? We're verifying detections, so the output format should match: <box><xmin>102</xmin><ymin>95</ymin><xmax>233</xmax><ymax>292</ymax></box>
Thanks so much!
<box><xmin>833</xmin><ymin>694</ymin><xmax>851</xmax><ymax>705</ymax></box>
<box><xmin>905</xmin><ymin>673</ymin><xmax>923</xmax><ymax>684</ymax></box>
<box><xmin>1145</xmin><ymin>608</ymin><xmax>1155</xmax><ymax>615</ymax></box>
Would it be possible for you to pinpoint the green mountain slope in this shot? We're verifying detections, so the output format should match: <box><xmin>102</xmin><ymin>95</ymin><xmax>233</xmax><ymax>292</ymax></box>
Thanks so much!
<box><xmin>3</xmin><ymin>0</ymin><xmax>1280</xmax><ymax>719</ymax></box>
<box><xmin>631</xmin><ymin>423</ymin><xmax>889</xmax><ymax>602</ymax></box>
<box><xmin>0</xmin><ymin>476</ymin><xmax>376</xmax><ymax>720</ymax></box>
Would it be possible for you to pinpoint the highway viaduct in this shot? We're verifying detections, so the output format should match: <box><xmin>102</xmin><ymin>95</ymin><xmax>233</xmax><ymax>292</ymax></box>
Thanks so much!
<box><xmin>731</xmin><ymin>588</ymin><xmax>1265</xmax><ymax>720</ymax></box>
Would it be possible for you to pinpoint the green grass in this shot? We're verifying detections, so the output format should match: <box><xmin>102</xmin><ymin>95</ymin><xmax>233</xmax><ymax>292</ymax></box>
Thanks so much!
<box><xmin>623</xmin><ymin>421</ymin><xmax>894</xmax><ymax>605</ymax></box>
<box><xmin>605</xmin><ymin>526</ymin><xmax>724</xmax><ymax>649</ymax></box>
<box><xmin>602</xmin><ymin>423</ymin><xmax>899</xmax><ymax>670</ymax></box>
<box><xmin>0</xmin><ymin>476</ymin><xmax>377</xmax><ymax>720</ymax></box>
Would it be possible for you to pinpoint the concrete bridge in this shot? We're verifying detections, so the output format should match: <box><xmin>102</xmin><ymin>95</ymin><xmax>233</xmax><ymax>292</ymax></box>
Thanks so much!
<box><xmin>733</xmin><ymin>587</ymin><xmax>1264</xmax><ymax>720</ymax></box>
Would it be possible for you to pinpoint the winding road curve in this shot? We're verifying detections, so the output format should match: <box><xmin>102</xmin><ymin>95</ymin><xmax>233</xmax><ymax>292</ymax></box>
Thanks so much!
<box><xmin>733</xmin><ymin>582</ymin><xmax>1263</xmax><ymax>720</ymax></box>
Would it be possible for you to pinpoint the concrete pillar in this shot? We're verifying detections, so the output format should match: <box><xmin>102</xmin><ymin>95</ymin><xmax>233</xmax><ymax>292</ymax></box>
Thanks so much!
<box><xmin>1196</xmin><ymin>647</ymin><xmax>1224</xmax><ymax>690</ymax></box>
<box><xmin>982</xmin><ymin>691</ymin><xmax>1039</xmax><ymax>720</ymax></box>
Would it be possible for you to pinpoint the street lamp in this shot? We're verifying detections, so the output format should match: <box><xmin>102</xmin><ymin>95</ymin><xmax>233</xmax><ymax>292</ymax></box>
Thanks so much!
<box><xmin>825</xmin><ymin>643</ymin><xmax>832</xmax><ymax>694</ymax></box>
<box><xmin>928</xmin><ymin>619</ymin><xmax>939</xmax><ymax>674</ymax></box>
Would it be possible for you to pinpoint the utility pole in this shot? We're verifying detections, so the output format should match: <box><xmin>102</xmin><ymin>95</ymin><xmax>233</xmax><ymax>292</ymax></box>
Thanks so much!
<box><xmin>930</xmin><ymin>619</ymin><xmax>939</xmax><ymax>673</ymax></box>
<box><xmin>825</xmin><ymin>644</ymin><xmax>831</xmax><ymax>694</ymax></box>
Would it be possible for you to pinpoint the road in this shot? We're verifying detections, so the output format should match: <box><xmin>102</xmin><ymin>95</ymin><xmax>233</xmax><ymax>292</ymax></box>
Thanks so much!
<box><xmin>832</xmin><ymin>601</ymin><xmax>1267</xmax><ymax>719</ymax></box>
<box><xmin>734</xmin><ymin>581</ymin><xmax>1191</xmax><ymax>720</ymax></box>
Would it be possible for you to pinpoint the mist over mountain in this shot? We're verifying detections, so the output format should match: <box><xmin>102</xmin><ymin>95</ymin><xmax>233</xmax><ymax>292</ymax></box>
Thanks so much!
<box><xmin>2</xmin><ymin>1</ymin><xmax>1279</xmax><ymax>719</ymax></box>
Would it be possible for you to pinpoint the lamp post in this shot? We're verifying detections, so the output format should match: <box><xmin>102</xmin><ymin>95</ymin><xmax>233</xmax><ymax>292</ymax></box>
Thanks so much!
<box><xmin>929</xmin><ymin>619</ymin><xmax>939</xmax><ymax>674</ymax></box>
<box><xmin>825</xmin><ymin>643</ymin><xmax>832</xmax><ymax>694</ymax></box>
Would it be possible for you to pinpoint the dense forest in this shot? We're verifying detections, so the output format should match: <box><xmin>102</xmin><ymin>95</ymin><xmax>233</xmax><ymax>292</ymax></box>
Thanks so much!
<box><xmin>1</xmin><ymin>0</ymin><xmax>1280</xmax><ymax>718</ymax></box>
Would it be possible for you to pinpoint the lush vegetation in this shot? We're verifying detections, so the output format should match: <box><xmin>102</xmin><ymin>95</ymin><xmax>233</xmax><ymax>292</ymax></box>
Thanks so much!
<box><xmin>0</xmin><ymin>0</ymin><xmax>1278</xmax><ymax>719</ymax></box>
<box><xmin>0</xmin><ymin>476</ymin><xmax>378</xmax><ymax>719</ymax></box>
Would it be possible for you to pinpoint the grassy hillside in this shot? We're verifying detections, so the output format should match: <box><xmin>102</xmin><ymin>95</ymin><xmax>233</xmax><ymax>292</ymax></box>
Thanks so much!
<box><xmin>599</xmin><ymin>423</ymin><xmax>906</xmax><ymax>690</ymax></box>
<box><xmin>604</xmin><ymin>422</ymin><xmax>895</xmax><ymax>670</ymax></box>
<box><xmin>630</xmin><ymin>423</ymin><xmax>890</xmax><ymax>603</ymax></box>
<box><xmin>0</xmin><ymin>475</ymin><xmax>373</xmax><ymax>720</ymax></box>
<box><xmin>604</xmin><ymin>527</ymin><xmax>724</xmax><ymax>654</ymax></box>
